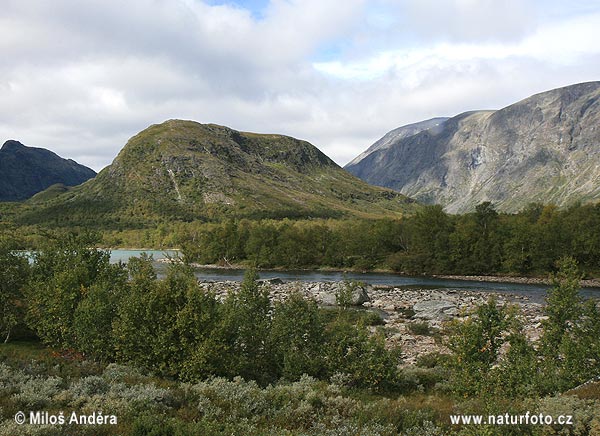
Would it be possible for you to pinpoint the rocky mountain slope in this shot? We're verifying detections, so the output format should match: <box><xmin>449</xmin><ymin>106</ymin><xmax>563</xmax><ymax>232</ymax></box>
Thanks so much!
<box><xmin>0</xmin><ymin>140</ymin><xmax>96</xmax><ymax>201</ymax></box>
<box><xmin>345</xmin><ymin>82</ymin><xmax>600</xmax><ymax>213</ymax></box>
<box><xmin>346</xmin><ymin>117</ymin><xmax>449</xmax><ymax>169</ymax></box>
<box><xmin>18</xmin><ymin>120</ymin><xmax>417</xmax><ymax>227</ymax></box>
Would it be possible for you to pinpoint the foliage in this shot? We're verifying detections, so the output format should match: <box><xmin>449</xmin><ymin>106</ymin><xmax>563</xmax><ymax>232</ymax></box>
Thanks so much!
<box><xmin>24</xmin><ymin>233</ymin><xmax>124</xmax><ymax>349</ymax></box>
<box><xmin>539</xmin><ymin>257</ymin><xmax>600</xmax><ymax>391</ymax></box>
<box><xmin>271</xmin><ymin>292</ymin><xmax>326</xmax><ymax>381</ymax></box>
<box><xmin>408</xmin><ymin>321</ymin><xmax>433</xmax><ymax>336</ymax></box>
<box><xmin>444</xmin><ymin>298</ymin><xmax>515</xmax><ymax>396</ymax></box>
<box><xmin>0</xmin><ymin>239</ymin><xmax>30</xmax><ymax>343</ymax></box>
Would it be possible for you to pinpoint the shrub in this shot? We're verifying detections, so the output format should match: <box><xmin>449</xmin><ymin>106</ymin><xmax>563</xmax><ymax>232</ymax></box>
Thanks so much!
<box><xmin>0</xmin><ymin>241</ymin><xmax>30</xmax><ymax>343</ymax></box>
<box><xmin>12</xmin><ymin>376</ymin><xmax>62</xmax><ymax>409</ymax></box>
<box><xmin>408</xmin><ymin>321</ymin><xmax>432</xmax><ymax>336</ymax></box>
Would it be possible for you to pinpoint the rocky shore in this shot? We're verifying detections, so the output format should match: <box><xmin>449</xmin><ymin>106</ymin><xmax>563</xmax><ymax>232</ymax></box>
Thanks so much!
<box><xmin>433</xmin><ymin>274</ymin><xmax>600</xmax><ymax>288</ymax></box>
<box><xmin>198</xmin><ymin>279</ymin><xmax>547</xmax><ymax>365</ymax></box>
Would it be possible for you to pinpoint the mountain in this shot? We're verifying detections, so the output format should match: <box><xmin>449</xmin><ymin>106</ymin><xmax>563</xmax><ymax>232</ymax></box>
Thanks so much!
<box><xmin>17</xmin><ymin>120</ymin><xmax>417</xmax><ymax>227</ymax></box>
<box><xmin>0</xmin><ymin>140</ymin><xmax>96</xmax><ymax>201</ymax></box>
<box><xmin>346</xmin><ymin>117</ymin><xmax>449</xmax><ymax>169</ymax></box>
<box><xmin>345</xmin><ymin>82</ymin><xmax>600</xmax><ymax>213</ymax></box>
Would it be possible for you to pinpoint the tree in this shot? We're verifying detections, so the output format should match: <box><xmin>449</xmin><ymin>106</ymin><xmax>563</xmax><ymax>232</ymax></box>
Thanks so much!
<box><xmin>0</xmin><ymin>240</ymin><xmax>30</xmax><ymax>343</ymax></box>
<box><xmin>324</xmin><ymin>319</ymin><xmax>400</xmax><ymax>391</ymax></box>
<box><xmin>445</xmin><ymin>298</ymin><xmax>512</xmax><ymax>396</ymax></box>
<box><xmin>540</xmin><ymin>257</ymin><xmax>600</xmax><ymax>389</ymax></box>
<box><xmin>215</xmin><ymin>268</ymin><xmax>275</xmax><ymax>384</ymax></box>
<box><xmin>404</xmin><ymin>205</ymin><xmax>453</xmax><ymax>273</ymax></box>
<box><xmin>270</xmin><ymin>291</ymin><xmax>325</xmax><ymax>380</ymax></box>
<box><xmin>540</xmin><ymin>257</ymin><xmax>583</xmax><ymax>354</ymax></box>
<box><xmin>25</xmin><ymin>233</ymin><xmax>114</xmax><ymax>348</ymax></box>
<box><xmin>113</xmin><ymin>254</ymin><xmax>160</xmax><ymax>369</ymax></box>
<box><xmin>72</xmin><ymin>264</ymin><xmax>128</xmax><ymax>360</ymax></box>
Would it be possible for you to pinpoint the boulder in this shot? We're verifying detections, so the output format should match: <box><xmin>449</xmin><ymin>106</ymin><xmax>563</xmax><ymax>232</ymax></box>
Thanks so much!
<box><xmin>259</xmin><ymin>277</ymin><xmax>284</xmax><ymax>285</ymax></box>
<box><xmin>413</xmin><ymin>300</ymin><xmax>457</xmax><ymax>321</ymax></box>
<box><xmin>319</xmin><ymin>282</ymin><xmax>370</xmax><ymax>306</ymax></box>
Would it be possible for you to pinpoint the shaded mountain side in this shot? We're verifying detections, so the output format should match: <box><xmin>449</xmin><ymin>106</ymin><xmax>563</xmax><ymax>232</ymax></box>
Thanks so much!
<box><xmin>346</xmin><ymin>117</ymin><xmax>449</xmax><ymax>170</ymax></box>
<box><xmin>15</xmin><ymin>120</ymin><xmax>418</xmax><ymax>228</ymax></box>
<box><xmin>0</xmin><ymin>140</ymin><xmax>96</xmax><ymax>201</ymax></box>
<box><xmin>345</xmin><ymin>82</ymin><xmax>600</xmax><ymax>213</ymax></box>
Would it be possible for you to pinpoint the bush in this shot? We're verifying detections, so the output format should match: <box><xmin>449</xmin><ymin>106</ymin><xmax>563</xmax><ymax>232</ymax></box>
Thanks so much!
<box><xmin>324</xmin><ymin>320</ymin><xmax>401</xmax><ymax>392</ymax></box>
<box><xmin>408</xmin><ymin>321</ymin><xmax>432</xmax><ymax>336</ymax></box>
<box><xmin>0</xmin><ymin>241</ymin><xmax>30</xmax><ymax>343</ymax></box>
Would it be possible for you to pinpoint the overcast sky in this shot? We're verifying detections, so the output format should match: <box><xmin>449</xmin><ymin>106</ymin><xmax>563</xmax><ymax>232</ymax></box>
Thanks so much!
<box><xmin>1</xmin><ymin>0</ymin><xmax>599</xmax><ymax>171</ymax></box>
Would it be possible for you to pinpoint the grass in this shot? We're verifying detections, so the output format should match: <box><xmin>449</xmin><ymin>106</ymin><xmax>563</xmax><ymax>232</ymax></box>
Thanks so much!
<box><xmin>0</xmin><ymin>340</ymin><xmax>49</xmax><ymax>362</ymax></box>
<box><xmin>319</xmin><ymin>307</ymin><xmax>385</xmax><ymax>326</ymax></box>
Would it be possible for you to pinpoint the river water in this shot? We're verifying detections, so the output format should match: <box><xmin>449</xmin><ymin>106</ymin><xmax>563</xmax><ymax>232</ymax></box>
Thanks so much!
<box><xmin>111</xmin><ymin>250</ymin><xmax>600</xmax><ymax>302</ymax></box>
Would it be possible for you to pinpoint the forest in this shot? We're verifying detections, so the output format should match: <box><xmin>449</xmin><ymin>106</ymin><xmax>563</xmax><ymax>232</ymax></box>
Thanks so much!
<box><xmin>5</xmin><ymin>201</ymin><xmax>600</xmax><ymax>278</ymax></box>
<box><xmin>175</xmin><ymin>202</ymin><xmax>600</xmax><ymax>277</ymax></box>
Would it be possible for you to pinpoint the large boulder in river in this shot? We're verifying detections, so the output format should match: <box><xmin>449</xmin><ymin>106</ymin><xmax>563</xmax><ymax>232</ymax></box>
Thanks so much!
<box><xmin>413</xmin><ymin>300</ymin><xmax>457</xmax><ymax>320</ymax></box>
<box><xmin>318</xmin><ymin>282</ymin><xmax>371</xmax><ymax>306</ymax></box>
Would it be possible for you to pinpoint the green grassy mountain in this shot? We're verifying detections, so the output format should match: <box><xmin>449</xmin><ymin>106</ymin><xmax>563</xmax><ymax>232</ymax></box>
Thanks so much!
<box><xmin>16</xmin><ymin>120</ymin><xmax>416</xmax><ymax>228</ymax></box>
<box><xmin>0</xmin><ymin>140</ymin><xmax>96</xmax><ymax>201</ymax></box>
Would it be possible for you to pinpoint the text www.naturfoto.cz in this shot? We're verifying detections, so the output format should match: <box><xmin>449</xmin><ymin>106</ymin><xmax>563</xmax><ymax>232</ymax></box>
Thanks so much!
<box><xmin>450</xmin><ymin>412</ymin><xmax>573</xmax><ymax>426</ymax></box>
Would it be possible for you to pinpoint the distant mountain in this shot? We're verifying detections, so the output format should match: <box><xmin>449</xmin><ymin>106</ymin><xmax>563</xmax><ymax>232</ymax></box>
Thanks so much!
<box><xmin>17</xmin><ymin>120</ymin><xmax>417</xmax><ymax>227</ymax></box>
<box><xmin>0</xmin><ymin>140</ymin><xmax>96</xmax><ymax>201</ymax></box>
<box><xmin>345</xmin><ymin>82</ymin><xmax>600</xmax><ymax>213</ymax></box>
<box><xmin>346</xmin><ymin>117</ymin><xmax>449</xmax><ymax>169</ymax></box>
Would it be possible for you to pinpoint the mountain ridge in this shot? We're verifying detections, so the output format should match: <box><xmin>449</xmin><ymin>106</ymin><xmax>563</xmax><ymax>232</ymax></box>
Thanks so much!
<box><xmin>0</xmin><ymin>140</ymin><xmax>96</xmax><ymax>201</ymax></box>
<box><xmin>16</xmin><ymin>119</ymin><xmax>418</xmax><ymax>228</ymax></box>
<box><xmin>345</xmin><ymin>81</ymin><xmax>600</xmax><ymax>213</ymax></box>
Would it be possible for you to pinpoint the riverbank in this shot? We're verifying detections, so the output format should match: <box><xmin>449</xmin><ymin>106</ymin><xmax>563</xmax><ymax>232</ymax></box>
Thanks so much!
<box><xmin>433</xmin><ymin>274</ymin><xmax>600</xmax><ymax>288</ymax></box>
<box><xmin>201</xmin><ymin>279</ymin><xmax>545</xmax><ymax>365</ymax></box>
<box><xmin>158</xmin><ymin>258</ymin><xmax>600</xmax><ymax>290</ymax></box>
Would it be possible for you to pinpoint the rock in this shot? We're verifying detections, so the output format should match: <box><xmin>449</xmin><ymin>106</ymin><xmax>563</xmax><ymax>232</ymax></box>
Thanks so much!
<box><xmin>260</xmin><ymin>277</ymin><xmax>283</xmax><ymax>285</ymax></box>
<box><xmin>319</xmin><ymin>282</ymin><xmax>370</xmax><ymax>306</ymax></box>
<box><xmin>413</xmin><ymin>300</ymin><xmax>457</xmax><ymax>320</ymax></box>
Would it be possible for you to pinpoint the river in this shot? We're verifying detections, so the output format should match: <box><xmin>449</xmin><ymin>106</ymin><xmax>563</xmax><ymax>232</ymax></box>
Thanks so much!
<box><xmin>111</xmin><ymin>250</ymin><xmax>600</xmax><ymax>302</ymax></box>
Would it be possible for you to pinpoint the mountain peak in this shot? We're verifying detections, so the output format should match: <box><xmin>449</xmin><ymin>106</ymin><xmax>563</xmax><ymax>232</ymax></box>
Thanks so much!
<box><xmin>1</xmin><ymin>140</ymin><xmax>26</xmax><ymax>151</ymax></box>
<box><xmin>0</xmin><ymin>140</ymin><xmax>96</xmax><ymax>201</ymax></box>
<box><xmin>17</xmin><ymin>120</ymin><xmax>418</xmax><ymax>226</ymax></box>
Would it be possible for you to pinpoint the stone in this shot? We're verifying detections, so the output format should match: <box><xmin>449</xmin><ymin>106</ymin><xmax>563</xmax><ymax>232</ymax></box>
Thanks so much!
<box><xmin>317</xmin><ymin>282</ymin><xmax>370</xmax><ymax>306</ymax></box>
<box><xmin>413</xmin><ymin>300</ymin><xmax>457</xmax><ymax>320</ymax></box>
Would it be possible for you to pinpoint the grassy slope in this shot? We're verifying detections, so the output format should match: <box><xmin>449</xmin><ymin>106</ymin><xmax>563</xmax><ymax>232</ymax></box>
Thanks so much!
<box><xmin>11</xmin><ymin>120</ymin><xmax>418</xmax><ymax>229</ymax></box>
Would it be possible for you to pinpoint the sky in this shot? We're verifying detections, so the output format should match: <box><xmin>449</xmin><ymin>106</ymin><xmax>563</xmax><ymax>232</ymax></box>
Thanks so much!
<box><xmin>1</xmin><ymin>0</ymin><xmax>599</xmax><ymax>171</ymax></box>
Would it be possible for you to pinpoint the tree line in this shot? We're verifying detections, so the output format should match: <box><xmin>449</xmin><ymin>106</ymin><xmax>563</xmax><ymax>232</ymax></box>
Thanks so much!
<box><xmin>177</xmin><ymin>202</ymin><xmax>600</xmax><ymax>277</ymax></box>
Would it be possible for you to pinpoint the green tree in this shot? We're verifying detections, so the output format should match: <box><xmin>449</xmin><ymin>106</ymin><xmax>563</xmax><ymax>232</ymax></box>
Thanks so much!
<box><xmin>270</xmin><ymin>291</ymin><xmax>325</xmax><ymax>380</ymax></box>
<box><xmin>25</xmin><ymin>233</ymin><xmax>113</xmax><ymax>348</ymax></box>
<box><xmin>215</xmin><ymin>268</ymin><xmax>275</xmax><ymax>384</ymax></box>
<box><xmin>404</xmin><ymin>205</ymin><xmax>453</xmax><ymax>273</ymax></box>
<box><xmin>324</xmin><ymin>319</ymin><xmax>400</xmax><ymax>391</ymax></box>
<box><xmin>540</xmin><ymin>257</ymin><xmax>583</xmax><ymax>354</ymax></box>
<box><xmin>113</xmin><ymin>254</ymin><xmax>160</xmax><ymax>370</ymax></box>
<box><xmin>540</xmin><ymin>257</ymin><xmax>600</xmax><ymax>389</ymax></box>
<box><xmin>72</xmin><ymin>263</ymin><xmax>128</xmax><ymax>360</ymax></box>
<box><xmin>114</xmin><ymin>257</ymin><xmax>197</xmax><ymax>376</ymax></box>
<box><xmin>445</xmin><ymin>298</ymin><xmax>512</xmax><ymax>396</ymax></box>
<box><xmin>176</xmin><ymin>283</ymin><xmax>220</xmax><ymax>381</ymax></box>
<box><xmin>0</xmin><ymin>240</ymin><xmax>30</xmax><ymax>343</ymax></box>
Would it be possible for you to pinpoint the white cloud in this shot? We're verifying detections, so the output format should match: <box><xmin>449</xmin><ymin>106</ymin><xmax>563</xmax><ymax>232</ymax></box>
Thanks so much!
<box><xmin>0</xmin><ymin>0</ymin><xmax>599</xmax><ymax>171</ymax></box>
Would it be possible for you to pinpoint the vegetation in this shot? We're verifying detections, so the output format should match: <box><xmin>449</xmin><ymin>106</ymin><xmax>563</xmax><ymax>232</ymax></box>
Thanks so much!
<box><xmin>173</xmin><ymin>202</ymin><xmax>600</xmax><ymax>277</ymax></box>
<box><xmin>0</xmin><ymin>229</ymin><xmax>599</xmax><ymax>434</ymax></box>
<box><xmin>3</xmin><ymin>235</ymin><xmax>401</xmax><ymax>392</ymax></box>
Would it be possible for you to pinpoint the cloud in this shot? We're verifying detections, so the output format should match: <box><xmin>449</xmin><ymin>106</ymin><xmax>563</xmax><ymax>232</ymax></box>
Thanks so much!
<box><xmin>0</xmin><ymin>0</ymin><xmax>598</xmax><ymax>171</ymax></box>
